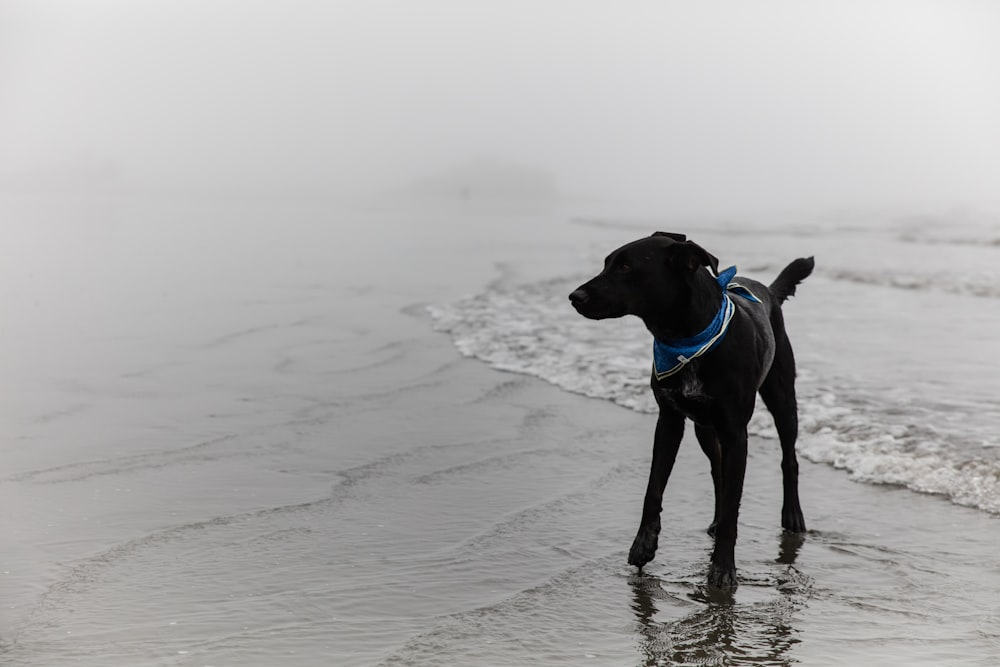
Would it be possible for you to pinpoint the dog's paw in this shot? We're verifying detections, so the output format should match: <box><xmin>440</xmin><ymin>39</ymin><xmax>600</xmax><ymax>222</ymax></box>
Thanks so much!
<box><xmin>781</xmin><ymin>506</ymin><xmax>807</xmax><ymax>534</ymax></box>
<box><xmin>628</xmin><ymin>526</ymin><xmax>659</xmax><ymax>569</ymax></box>
<box><xmin>707</xmin><ymin>563</ymin><xmax>738</xmax><ymax>591</ymax></box>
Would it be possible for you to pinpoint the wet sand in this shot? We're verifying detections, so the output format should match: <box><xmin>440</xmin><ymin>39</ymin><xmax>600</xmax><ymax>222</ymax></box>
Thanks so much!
<box><xmin>8</xmin><ymin>310</ymin><xmax>1000</xmax><ymax>665</ymax></box>
<box><xmin>2</xmin><ymin>195</ymin><xmax>1000</xmax><ymax>665</ymax></box>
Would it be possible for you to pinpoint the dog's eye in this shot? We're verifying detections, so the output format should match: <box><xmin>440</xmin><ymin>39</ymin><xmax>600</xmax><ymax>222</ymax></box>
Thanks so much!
<box><xmin>619</xmin><ymin>263</ymin><xmax>631</xmax><ymax>274</ymax></box>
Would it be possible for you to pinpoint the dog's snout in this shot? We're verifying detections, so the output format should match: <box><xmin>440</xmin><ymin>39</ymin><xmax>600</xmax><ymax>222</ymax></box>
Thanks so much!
<box><xmin>569</xmin><ymin>289</ymin><xmax>590</xmax><ymax>306</ymax></box>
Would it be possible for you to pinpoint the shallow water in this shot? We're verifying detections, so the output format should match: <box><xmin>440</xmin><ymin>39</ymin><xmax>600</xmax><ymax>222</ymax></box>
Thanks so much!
<box><xmin>2</xmin><ymin>194</ymin><xmax>1000</xmax><ymax>665</ymax></box>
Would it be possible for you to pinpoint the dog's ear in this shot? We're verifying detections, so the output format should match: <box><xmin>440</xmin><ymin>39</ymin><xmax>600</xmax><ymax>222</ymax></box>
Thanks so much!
<box><xmin>666</xmin><ymin>241</ymin><xmax>719</xmax><ymax>274</ymax></box>
<box><xmin>651</xmin><ymin>231</ymin><xmax>687</xmax><ymax>242</ymax></box>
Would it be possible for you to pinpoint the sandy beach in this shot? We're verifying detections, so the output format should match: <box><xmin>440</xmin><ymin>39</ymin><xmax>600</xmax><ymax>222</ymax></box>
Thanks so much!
<box><xmin>1</xmin><ymin>194</ymin><xmax>998</xmax><ymax>666</ymax></box>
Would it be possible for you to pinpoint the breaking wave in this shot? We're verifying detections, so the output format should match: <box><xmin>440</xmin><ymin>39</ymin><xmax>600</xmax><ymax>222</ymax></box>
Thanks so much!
<box><xmin>430</xmin><ymin>273</ymin><xmax>1000</xmax><ymax>515</ymax></box>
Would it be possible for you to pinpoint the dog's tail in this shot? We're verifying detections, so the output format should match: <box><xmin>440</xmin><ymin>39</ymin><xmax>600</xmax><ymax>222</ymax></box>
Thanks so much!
<box><xmin>770</xmin><ymin>257</ymin><xmax>815</xmax><ymax>305</ymax></box>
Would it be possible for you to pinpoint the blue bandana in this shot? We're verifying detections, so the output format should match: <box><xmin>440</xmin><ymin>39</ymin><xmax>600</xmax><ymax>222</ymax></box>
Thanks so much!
<box><xmin>652</xmin><ymin>266</ymin><xmax>761</xmax><ymax>380</ymax></box>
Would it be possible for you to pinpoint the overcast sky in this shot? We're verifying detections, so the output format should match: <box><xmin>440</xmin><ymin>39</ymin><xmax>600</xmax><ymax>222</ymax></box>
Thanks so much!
<box><xmin>2</xmin><ymin>0</ymin><xmax>998</xmax><ymax>212</ymax></box>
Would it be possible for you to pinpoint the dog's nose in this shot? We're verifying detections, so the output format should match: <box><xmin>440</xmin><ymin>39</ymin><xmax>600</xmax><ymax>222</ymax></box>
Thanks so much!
<box><xmin>569</xmin><ymin>289</ymin><xmax>590</xmax><ymax>306</ymax></box>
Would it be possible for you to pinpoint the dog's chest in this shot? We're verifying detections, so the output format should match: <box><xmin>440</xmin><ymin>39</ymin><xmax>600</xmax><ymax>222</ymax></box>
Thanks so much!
<box><xmin>654</xmin><ymin>367</ymin><xmax>711</xmax><ymax>418</ymax></box>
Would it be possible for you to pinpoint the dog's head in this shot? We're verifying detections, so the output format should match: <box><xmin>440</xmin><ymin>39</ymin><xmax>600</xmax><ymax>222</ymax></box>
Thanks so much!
<box><xmin>568</xmin><ymin>232</ymin><xmax>719</xmax><ymax>321</ymax></box>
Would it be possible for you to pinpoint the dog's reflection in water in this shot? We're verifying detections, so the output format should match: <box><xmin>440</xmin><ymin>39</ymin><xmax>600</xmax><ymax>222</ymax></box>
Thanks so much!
<box><xmin>630</xmin><ymin>533</ymin><xmax>807</xmax><ymax>667</ymax></box>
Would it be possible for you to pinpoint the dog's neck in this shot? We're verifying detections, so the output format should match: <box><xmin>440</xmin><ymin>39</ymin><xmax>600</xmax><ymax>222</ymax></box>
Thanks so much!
<box><xmin>643</xmin><ymin>269</ymin><xmax>723</xmax><ymax>341</ymax></box>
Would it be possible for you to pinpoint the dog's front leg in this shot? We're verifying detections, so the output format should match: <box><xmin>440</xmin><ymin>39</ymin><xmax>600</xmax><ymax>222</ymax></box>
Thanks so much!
<box><xmin>707</xmin><ymin>420</ymin><xmax>748</xmax><ymax>590</ymax></box>
<box><xmin>629</xmin><ymin>409</ymin><xmax>685</xmax><ymax>570</ymax></box>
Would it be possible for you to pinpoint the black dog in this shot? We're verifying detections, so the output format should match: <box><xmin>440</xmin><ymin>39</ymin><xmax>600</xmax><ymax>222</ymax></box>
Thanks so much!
<box><xmin>569</xmin><ymin>232</ymin><xmax>813</xmax><ymax>589</ymax></box>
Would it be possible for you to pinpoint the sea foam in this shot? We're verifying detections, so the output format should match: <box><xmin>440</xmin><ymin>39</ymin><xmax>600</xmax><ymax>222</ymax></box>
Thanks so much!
<box><xmin>430</xmin><ymin>272</ymin><xmax>1000</xmax><ymax>515</ymax></box>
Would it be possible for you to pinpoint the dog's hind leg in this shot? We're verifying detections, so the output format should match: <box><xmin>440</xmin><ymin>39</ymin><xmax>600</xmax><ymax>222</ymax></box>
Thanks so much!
<box><xmin>629</xmin><ymin>409</ymin><xmax>685</xmax><ymax>570</ymax></box>
<box><xmin>694</xmin><ymin>424</ymin><xmax>722</xmax><ymax>536</ymax></box>
<box><xmin>759</xmin><ymin>333</ymin><xmax>807</xmax><ymax>534</ymax></box>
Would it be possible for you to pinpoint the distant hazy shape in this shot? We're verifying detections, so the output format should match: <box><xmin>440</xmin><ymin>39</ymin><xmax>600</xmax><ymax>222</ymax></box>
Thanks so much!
<box><xmin>400</xmin><ymin>159</ymin><xmax>558</xmax><ymax>203</ymax></box>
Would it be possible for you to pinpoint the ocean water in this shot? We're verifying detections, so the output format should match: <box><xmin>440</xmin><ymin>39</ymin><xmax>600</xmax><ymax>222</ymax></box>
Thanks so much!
<box><xmin>3</xmin><ymin>194</ymin><xmax>1000</xmax><ymax>666</ymax></box>
<box><xmin>432</xmin><ymin>210</ymin><xmax>1000</xmax><ymax>515</ymax></box>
